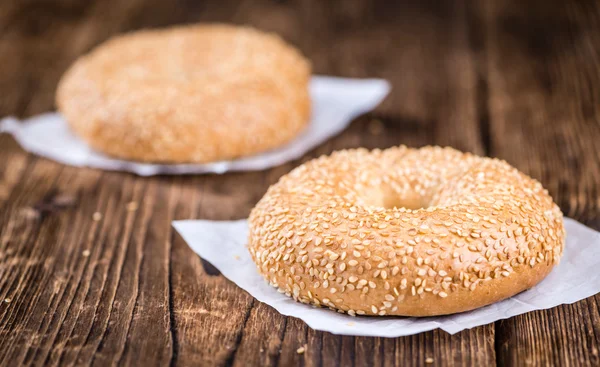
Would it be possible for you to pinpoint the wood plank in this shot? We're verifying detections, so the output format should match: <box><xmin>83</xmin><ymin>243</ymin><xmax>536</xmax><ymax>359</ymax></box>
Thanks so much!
<box><xmin>0</xmin><ymin>1</ymin><xmax>178</xmax><ymax>365</ymax></box>
<box><xmin>169</xmin><ymin>173</ymin><xmax>263</xmax><ymax>366</ymax></box>
<box><xmin>39</xmin><ymin>174</ymin><xmax>139</xmax><ymax>366</ymax></box>
<box><xmin>0</xmin><ymin>166</ymin><xmax>95</xmax><ymax>365</ymax></box>
<box><xmin>481</xmin><ymin>0</ymin><xmax>600</xmax><ymax>365</ymax></box>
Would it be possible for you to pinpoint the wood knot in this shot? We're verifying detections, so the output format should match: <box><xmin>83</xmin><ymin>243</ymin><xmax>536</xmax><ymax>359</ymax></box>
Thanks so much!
<box><xmin>31</xmin><ymin>191</ymin><xmax>77</xmax><ymax>218</ymax></box>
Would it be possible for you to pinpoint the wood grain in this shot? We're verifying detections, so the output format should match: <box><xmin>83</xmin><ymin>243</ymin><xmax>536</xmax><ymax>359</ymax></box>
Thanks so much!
<box><xmin>0</xmin><ymin>0</ymin><xmax>598</xmax><ymax>366</ymax></box>
<box><xmin>481</xmin><ymin>0</ymin><xmax>600</xmax><ymax>365</ymax></box>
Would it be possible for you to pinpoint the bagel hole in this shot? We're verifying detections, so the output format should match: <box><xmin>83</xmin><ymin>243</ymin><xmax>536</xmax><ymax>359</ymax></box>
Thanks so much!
<box><xmin>382</xmin><ymin>195</ymin><xmax>425</xmax><ymax>210</ymax></box>
<box><xmin>364</xmin><ymin>187</ymin><xmax>427</xmax><ymax>210</ymax></box>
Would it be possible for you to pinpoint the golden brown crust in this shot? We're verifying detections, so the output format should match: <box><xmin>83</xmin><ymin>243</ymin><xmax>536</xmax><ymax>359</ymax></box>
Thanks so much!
<box><xmin>248</xmin><ymin>146</ymin><xmax>565</xmax><ymax>316</ymax></box>
<box><xmin>56</xmin><ymin>24</ymin><xmax>311</xmax><ymax>163</ymax></box>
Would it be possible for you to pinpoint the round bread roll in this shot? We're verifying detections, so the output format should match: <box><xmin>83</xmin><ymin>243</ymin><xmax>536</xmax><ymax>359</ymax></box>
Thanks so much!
<box><xmin>248</xmin><ymin>146</ymin><xmax>565</xmax><ymax>316</ymax></box>
<box><xmin>56</xmin><ymin>24</ymin><xmax>311</xmax><ymax>163</ymax></box>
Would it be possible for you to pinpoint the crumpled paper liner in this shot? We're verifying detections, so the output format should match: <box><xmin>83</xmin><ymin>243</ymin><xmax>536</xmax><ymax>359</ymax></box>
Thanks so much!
<box><xmin>172</xmin><ymin>217</ymin><xmax>600</xmax><ymax>337</ymax></box>
<box><xmin>0</xmin><ymin>76</ymin><xmax>390</xmax><ymax>176</ymax></box>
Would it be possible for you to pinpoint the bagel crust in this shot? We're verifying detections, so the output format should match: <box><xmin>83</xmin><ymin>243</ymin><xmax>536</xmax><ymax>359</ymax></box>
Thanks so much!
<box><xmin>248</xmin><ymin>146</ymin><xmax>565</xmax><ymax>316</ymax></box>
<box><xmin>56</xmin><ymin>24</ymin><xmax>311</xmax><ymax>163</ymax></box>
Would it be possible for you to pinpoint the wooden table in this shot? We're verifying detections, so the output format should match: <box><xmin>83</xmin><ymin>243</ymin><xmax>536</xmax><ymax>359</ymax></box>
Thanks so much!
<box><xmin>1</xmin><ymin>0</ymin><xmax>599</xmax><ymax>365</ymax></box>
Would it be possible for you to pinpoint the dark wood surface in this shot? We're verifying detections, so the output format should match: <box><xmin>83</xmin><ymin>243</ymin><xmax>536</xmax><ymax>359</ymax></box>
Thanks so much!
<box><xmin>1</xmin><ymin>0</ymin><xmax>600</xmax><ymax>365</ymax></box>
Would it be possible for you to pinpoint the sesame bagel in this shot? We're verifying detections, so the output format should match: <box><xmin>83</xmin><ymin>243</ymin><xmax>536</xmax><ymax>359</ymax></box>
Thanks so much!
<box><xmin>248</xmin><ymin>146</ymin><xmax>565</xmax><ymax>316</ymax></box>
<box><xmin>56</xmin><ymin>24</ymin><xmax>311</xmax><ymax>163</ymax></box>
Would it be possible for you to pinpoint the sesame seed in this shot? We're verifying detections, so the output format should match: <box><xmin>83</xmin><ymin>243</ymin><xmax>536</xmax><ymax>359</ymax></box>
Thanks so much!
<box><xmin>126</xmin><ymin>201</ymin><xmax>138</xmax><ymax>211</ymax></box>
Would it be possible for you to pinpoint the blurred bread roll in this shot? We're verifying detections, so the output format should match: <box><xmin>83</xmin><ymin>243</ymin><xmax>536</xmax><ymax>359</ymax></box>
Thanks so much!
<box><xmin>57</xmin><ymin>24</ymin><xmax>311</xmax><ymax>163</ymax></box>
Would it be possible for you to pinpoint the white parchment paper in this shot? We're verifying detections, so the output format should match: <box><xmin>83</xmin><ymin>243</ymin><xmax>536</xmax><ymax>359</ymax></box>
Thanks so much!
<box><xmin>0</xmin><ymin>76</ymin><xmax>390</xmax><ymax>176</ymax></box>
<box><xmin>172</xmin><ymin>217</ymin><xmax>600</xmax><ymax>337</ymax></box>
